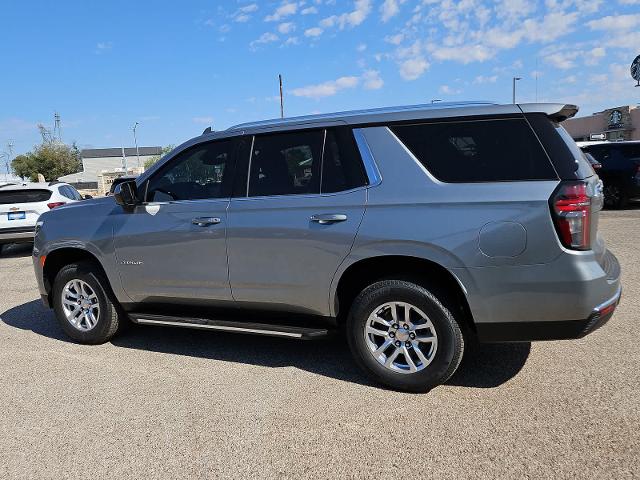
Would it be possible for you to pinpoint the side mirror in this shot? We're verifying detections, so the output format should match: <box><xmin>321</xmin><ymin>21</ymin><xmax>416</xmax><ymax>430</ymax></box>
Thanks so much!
<box><xmin>113</xmin><ymin>180</ymin><xmax>139</xmax><ymax>209</ymax></box>
<box><xmin>83</xmin><ymin>194</ymin><xmax>93</xmax><ymax>200</ymax></box>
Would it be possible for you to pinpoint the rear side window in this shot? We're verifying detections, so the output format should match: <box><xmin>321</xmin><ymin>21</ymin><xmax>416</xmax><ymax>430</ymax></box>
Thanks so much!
<box><xmin>321</xmin><ymin>128</ymin><xmax>368</xmax><ymax>193</ymax></box>
<box><xmin>391</xmin><ymin>118</ymin><xmax>557</xmax><ymax>182</ymax></box>
<box><xmin>249</xmin><ymin>130</ymin><xmax>323</xmax><ymax>197</ymax></box>
<box><xmin>0</xmin><ymin>189</ymin><xmax>52</xmax><ymax>204</ymax></box>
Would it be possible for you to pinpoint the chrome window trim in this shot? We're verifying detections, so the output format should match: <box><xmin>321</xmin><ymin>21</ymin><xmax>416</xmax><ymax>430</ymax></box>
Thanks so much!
<box><xmin>352</xmin><ymin>128</ymin><xmax>382</xmax><ymax>187</ymax></box>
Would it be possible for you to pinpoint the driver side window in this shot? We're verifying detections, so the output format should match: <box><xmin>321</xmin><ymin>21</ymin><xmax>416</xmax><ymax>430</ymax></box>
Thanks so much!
<box><xmin>146</xmin><ymin>140</ymin><xmax>234</xmax><ymax>202</ymax></box>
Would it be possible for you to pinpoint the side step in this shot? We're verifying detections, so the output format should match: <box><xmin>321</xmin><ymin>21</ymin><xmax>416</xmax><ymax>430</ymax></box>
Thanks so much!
<box><xmin>128</xmin><ymin>313</ymin><xmax>332</xmax><ymax>340</ymax></box>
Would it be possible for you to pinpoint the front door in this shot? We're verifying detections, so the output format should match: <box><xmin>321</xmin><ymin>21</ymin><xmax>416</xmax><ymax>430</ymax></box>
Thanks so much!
<box><xmin>113</xmin><ymin>138</ymin><xmax>237</xmax><ymax>304</ymax></box>
<box><xmin>226</xmin><ymin>128</ymin><xmax>368</xmax><ymax>315</ymax></box>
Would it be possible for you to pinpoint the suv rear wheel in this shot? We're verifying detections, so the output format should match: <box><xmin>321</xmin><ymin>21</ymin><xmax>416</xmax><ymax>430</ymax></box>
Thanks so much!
<box><xmin>346</xmin><ymin>280</ymin><xmax>464</xmax><ymax>392</ymax></box>
<box><xmin>604</xmin><ymin>183</ymin><xmax>627</xmax><ymax>209</ymax></box>
<box><xmin>52</xmin><ymin>261</ymin><xmax>123</xmax><ymax>344</ymax></box>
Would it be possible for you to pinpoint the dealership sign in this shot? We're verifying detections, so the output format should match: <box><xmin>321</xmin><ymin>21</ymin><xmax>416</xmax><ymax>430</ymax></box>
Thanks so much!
<box><xmin>632</xmin><ymin>54</ymin><xmax>640</xmax><ymax>86</ymax></box>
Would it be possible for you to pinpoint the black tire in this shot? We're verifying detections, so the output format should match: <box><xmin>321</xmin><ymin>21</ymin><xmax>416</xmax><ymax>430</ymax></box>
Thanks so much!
<box><xmin>346</xmin><ymin>280</ymin><xmax>464</xmax><ymax>393</ymax></box>
<box><xmin>603</xmin><ymin>183</ymin><xmax>627</xmax><ymax>209</ymax></box>
<box><xmin>52</xmin><ymin>261</ymin><xmax>123</xmax><ymax>344</ymax></box>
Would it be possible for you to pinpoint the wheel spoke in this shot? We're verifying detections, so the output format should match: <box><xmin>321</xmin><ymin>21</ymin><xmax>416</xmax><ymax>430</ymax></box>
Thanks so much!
<box><xmin>403</xmin><ymin>304</ymin><xmax>411</xmax><ymax>325</ymax></box>
<box><xmin>414</xmin><ymin>320</ymin><xmax>434</xmax><ymax>331</ymax></box>
<box><xmin>372</xmin><ymin>314</ymin><xmax>391</xmax><ymax>327</ymax></box>
<box><xmin>384</xmin><ymin>348</ymin><xmax>401</xmax><ymax>367</ymax></box>
<box><xmin>390</xmin><ymin>303</ymin><xmax>398</xmax><ymax>323</ymax></box>
<box><xmin>412</xmin><ymin>343</ymin><xmax>430</xmax><ymax>366</ymax></box>
<box><xmin>366</xmin><ymin>325</ymin><xmax>388</xmax><ymax>337</ymax></box>
<box><xmin>373</xmin><ymin>339</ymin><xmax>393</xmax><ymax>357</ymax></box>
<box><xmin>402</xmin><ymin>347</ymin><xmax>417</xmax><ymax>372</ymax></box>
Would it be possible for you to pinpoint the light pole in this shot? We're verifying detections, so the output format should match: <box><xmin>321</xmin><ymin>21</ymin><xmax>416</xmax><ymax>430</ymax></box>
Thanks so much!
<box><xmin>512</xmin><ymin>77</ymin><xmax>522</xmax><ymax>104</ymax></box>
<box><xmin>132</xmin><ymin>122</ymin><xmax>140</xmax><ymax>168</ymax></box>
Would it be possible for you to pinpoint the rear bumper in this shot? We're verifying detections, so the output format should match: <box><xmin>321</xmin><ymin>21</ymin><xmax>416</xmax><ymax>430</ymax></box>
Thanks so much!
<box><xmin>0</xmin><ymin>226</ymin><xmax>35</xmax><ymax>244</ymax></box>
<box><xmin>476</xmin><ymin>285</ymin><xmax>622</xmax><ymax>342</ymax></box>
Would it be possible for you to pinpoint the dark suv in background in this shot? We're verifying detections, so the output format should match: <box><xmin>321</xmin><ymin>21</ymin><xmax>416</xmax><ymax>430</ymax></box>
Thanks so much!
<box><xmin>580</xmin><ymin>141</ymin><xmax>640</xmax><ymax>208</ymax></box>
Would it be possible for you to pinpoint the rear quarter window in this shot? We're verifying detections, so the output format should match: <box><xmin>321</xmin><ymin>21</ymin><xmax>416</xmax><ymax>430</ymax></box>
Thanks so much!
<box><xmin>0</xmin><ymin>189</ymin><xmax>52</xmax><ymax>204</ymax></box>
<box><xmin>390</xmin><ymin>118</ymin><xmax>557</xmax><ymax>183</ymax></box>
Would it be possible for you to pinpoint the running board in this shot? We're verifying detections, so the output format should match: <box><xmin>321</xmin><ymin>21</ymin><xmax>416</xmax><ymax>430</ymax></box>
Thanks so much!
<box><xmin>129</xmin><ymin>313</ymin><xmax>331</xmax><ymax>340</ymax></box>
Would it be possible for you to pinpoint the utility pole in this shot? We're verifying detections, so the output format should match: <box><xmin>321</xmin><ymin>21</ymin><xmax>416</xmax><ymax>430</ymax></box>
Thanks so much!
<box><xmin>0</xmin><ymin>153</ymin><xmax>8</xmax><ymax>182</ymax></box>
<box><xmin>279</xmin><ymin>74</ymin><xmax>284</xmax><ymax>119</ymax></box>
<box><xmin>132</xmin><ymin>122</ymin><xmax>140</xmax><ymax>168</ymax></box>
<box><xmin>54</xmin><ymin>112</ymin><xmax>62</xmax><ymax>142</ymax></box>
<box><xmin>512</xmin><ymin>77</ymin><xmax>522</xmax><ymax>104</ymax></box>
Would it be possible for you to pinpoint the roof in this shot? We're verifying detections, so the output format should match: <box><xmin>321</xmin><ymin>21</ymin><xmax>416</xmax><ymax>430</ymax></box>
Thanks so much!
<box><xmin>0</xmin><ymin>182</ymin><xmax>67</xmax><ymax>191</ymax></box>
<box><xmin>577</xmin><ymin>140</ymin><xmax>640</xmax><ymax>148</ymax></box>
<box><xmin>80</xmin><ymin>147</ymin><xmax>162</xmax><ymax>158</ymax></box>
<box><xmin>225</xmin><ymin>102</ymin><xmax>578</xmax><ymax>134</ymax></box>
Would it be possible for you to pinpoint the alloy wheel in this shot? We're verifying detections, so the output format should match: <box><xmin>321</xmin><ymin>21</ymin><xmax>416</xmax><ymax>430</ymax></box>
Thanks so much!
<box><xmin>61</xmin><ymin>279</ymin><xmax>101</xmax><ymax>331</ymax></box>
<box><xmin>364</xmin><ymin>301</ymin><xmax>438</xmax><ymax>374</ymax></box>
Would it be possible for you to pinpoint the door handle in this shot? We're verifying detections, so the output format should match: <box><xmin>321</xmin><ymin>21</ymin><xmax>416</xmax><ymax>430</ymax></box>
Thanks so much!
<box><xmin>192</xmin><ymin>217</ymin><xmax>221</xmax><ymax>227</ymax></box>
<box><xmin>310</xmin><ymin>214</ymin><xmax>348</xmax><ymax>224</ymax></box>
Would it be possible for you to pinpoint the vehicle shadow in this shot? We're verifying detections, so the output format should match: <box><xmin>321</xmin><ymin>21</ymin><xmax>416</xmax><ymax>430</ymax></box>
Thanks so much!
<box><xmin>1</xmin><ymin>299</ymin><xmax>531</xmax><ymax>390</ymax></box>
<box><xmin>0</xmin><ymin>243</ymin><xmax>33</xmax><ymax>258</ymax></box>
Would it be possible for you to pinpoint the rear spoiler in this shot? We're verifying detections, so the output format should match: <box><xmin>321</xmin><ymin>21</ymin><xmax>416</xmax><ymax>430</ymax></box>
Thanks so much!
<box><xmin>518</xmin><ymin>103</ymin><xmax>579</xmax><ymax>122</ymax></box>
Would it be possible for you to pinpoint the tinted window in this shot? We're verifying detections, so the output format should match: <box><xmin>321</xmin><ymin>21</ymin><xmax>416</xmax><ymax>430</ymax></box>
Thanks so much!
<box><xmin>248</xmin><ymin>130</ymin><xmax>323</xmax><ymax>197</ymax></box>
<box><xmin>59</xmin><ymin>185</ymin><xmax>79</xmax><ymax>200</ymax></box>
<box><xmin>392</xmin><ymin>118</ymin><xmax>557</xmax><ymax>182</ymax></box>
<box><xmin>321</xmin><ymin>128</ymin><xmax>368</xmax><ymax>193</ymax></box>
<box><xmin>147</xmin><ymin>140</ymin><xmax>234</xmax><ymax>202</ymax></box>
<box><xmin>619</xmin><ymin>144</ymin><xmax>640</xmax><ymax>160</ymax></box>
<box><xmin>0</xmin><ymin>189</ymin><xmax>52</xmax><ymax>204</ymax></box>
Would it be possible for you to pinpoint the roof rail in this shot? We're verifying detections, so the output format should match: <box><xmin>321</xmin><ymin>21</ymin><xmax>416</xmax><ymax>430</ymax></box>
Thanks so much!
<box><xmin>227</xmin><ymin>101</ymin><xmax>498</xmax><ymax>131</ymax></box>
<box><xmin>48</xmin><ymin>180</ymin><xmax>62</xmax><ymax>186</ymax></box>
<box><xmin>202</xmin><ymin>127</ymin><xmax>213</xmax><ymax>135</ymax></box>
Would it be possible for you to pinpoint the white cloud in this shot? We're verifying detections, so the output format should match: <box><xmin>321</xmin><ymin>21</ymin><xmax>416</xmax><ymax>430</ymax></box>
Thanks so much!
<box><xmin>95</xmin><ymin>41</ymin><xmax>113</xmax><ymax>54</ymax></box>
<box><xmin>284</xmin><ymin>37</ymin><xmax>299</xmax><ymax>45</ymax></box>
<box><xmin>473</xmin><ymin>75</ymin><xmax>498</xmax><ymax>84</ymax></box>
<box><xmin>301</xmin><ymin>6</ymin><xmax>318</xmax><ymax>14</ymax></box>
<box><xmin>544</xmin><ymin>51</ymin><xmax>578</xmax><ymax>69</ymax></box>
<box><xmin>385</xmin><ymin>33</ymin><xmax>404</xmax><ymax>45</ymax></box>
<box><xmin>292</xmin><ymin>76</ymin><xmax>360</xmax><ymax>99</ymax></box>
<box><xmin>265</xmin><ymin>2</ymin><xmax>298</xmax><ymax>22</ymax></box>
<box><xmin>362</xmin><ymin>70</ymin><xmax>384</xmax><ymax>89</ymax></box>
<box><xmin>587</xmin><ymin>14</ymin><xmax>640</xmax><ymax>31</ymax></box>
<box><xmin>320</xmin><ymin>0</ymin><xmax>372</xmax><ymax>30</ymax></box>
<box><xmin>278</xmin><ymin>22</ymin><xmax>295</xmax><ymax>34</ymax></box>
<box><xmin>585</xmin><ymin>46</ymin><xmax>606</xmax><ymax>65</ymax></box>
<box><xmin>399</xmin><ymin>57</ymin><xmax>429</xmax><ymax>80</ymax></box>
<box><xmin>562</xmin><ymin>75</ymin><xmax>577</xmax><ymax>84</ymax></box>
<box><xmin>239</xmin><ymin>3</ymin><xmax>258</xmax><ymax>14</ymax></box>
<box><xmin>430</xmin><ymin>44</ymin><xmax>494</xmax><ymax>63</ymax></box>
<box><xmin>304</xmin><ymin>27</ymin><xmax>323</xmax><ymax>37</ymax></box>
<box><xmin>380</xmin><ymin>0</ymin><xmax>402</xmax><ymax>22</ymax></box>
<box><xmin>235</xmin><ymin>14</ymin><xmax>250</xmax><ymax>23</ymax></box>
<box><xmin>357</xmin><ymin>43</ymin><xmax>367</xmax><ymax>52</ymax></box>
<box><xmin>439</xmin><ymin>85</ymin><xmax>462</xmax><ymax>95</ymax></box>
<box><xmin>250</xmin><ymin>32</ymin><xmax>279</xmax><ymax>48</ymax></box>
<box><xmin>192</xmin><ymin>116</ymin><xmax>213</xmax><ymax>124</ymax></box>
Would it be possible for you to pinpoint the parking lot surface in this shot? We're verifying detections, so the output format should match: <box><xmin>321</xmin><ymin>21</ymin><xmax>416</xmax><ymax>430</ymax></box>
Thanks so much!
<box><xmin>0</xmin><ymin>209</ymin><xmax>638</xmax><ymax>479</ymax></box>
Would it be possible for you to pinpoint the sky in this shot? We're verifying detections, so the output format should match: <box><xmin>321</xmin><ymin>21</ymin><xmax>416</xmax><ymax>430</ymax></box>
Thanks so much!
<box><xmin>1</xmin><ymin>0</ymin><xmax>639</xmax><ymax>157</ymax></box>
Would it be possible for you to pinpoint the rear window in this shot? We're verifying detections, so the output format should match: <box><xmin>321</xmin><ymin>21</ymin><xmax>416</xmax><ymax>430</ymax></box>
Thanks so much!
<box><xmin>0</xmin><ymin>189</ymin><xmax>52</xmax><ymax>204</ymax></box>
<box><xmin>390</xmin><ymin>118</ymin><xmax>557</xmax><ymax>183</ymax></box>
<box><xmin>525</xmin><ymin>113</ymin><xmax>593</xmax><ymax>179</ymax></box>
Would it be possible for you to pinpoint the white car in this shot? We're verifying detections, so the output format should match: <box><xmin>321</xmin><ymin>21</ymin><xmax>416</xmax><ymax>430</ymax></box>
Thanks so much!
<box><xmin>0</xmin><ymin>182</ymin><xmax>87</xmax><ymax>250</ymax></box>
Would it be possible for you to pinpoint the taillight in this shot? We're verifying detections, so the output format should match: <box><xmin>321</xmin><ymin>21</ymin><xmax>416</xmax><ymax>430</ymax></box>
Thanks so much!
<box><xmin>550</xmin><ymin>181</ymin><xmax>591</xmax><ymax>251</ymax></box>
<box><xmin>47</xmin><ymin>202</ymin><xmax>66</xmax><ymax>209</ymax></box>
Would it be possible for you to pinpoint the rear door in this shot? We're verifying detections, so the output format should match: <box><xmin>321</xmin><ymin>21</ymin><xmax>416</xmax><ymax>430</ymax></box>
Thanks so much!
<box><xmin>0</xmin><ymin>188</ymin><xmax>51</xmax><ymax>232</ymax></box>
<box><xmin>112</xmin><ymin>139</ymin><xmax>237</xmax><ymax>304</ymax></box>
<box><xmin>226</xmin><ymin>127</ymin><xmax>368</xmax><ymax>315</ymax></box>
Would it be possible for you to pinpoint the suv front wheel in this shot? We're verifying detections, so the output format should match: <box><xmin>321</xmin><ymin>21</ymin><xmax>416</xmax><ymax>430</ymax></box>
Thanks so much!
<box><xmin>346</xmin><ymin>280</ymin><xmax>464</xmax><ymax>392</ymax></box>
<box><xmin>52</xmin><ymin>261</ymin><xmax>123</xmax><ymax>344</ymax></box>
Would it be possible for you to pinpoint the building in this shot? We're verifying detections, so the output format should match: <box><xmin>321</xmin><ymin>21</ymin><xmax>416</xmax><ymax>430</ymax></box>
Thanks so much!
<box><xmin>564</xmin><ymin>105</ymin><xmax>640</xmax><ymax>142</ymax></box>
<box><xmin>58</xmin><ymin>146</ymin><xmax>162</xmax><ymax>188</ymax></box>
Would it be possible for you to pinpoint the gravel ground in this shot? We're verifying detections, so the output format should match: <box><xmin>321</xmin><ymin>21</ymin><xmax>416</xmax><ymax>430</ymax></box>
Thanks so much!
<box><xmin>0</xmin><ymin>209</ymin><xmax>638</xmax><ymax>479</ymax></box>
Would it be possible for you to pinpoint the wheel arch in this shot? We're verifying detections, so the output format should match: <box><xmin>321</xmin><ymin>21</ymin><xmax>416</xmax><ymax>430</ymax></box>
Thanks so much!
<box><xmin>42</xmin><ymin>247</ymin><xmax>109</xmax><ymax>307</ymax></box>
<box><xmin>332</xmin><ymin>255</ymin><xmax>476</xmax><ymax>335</ymax></box>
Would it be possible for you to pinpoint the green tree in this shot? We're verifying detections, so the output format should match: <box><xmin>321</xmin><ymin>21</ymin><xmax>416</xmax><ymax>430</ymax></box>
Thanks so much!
<box><xmin>11</xmin><ymin>143</ymin><xmax>80</xmax><ymax>182</ymax></box>
<box><xmin>144</xmin><ymin>145</ymin><xmax>175</xmax><ymax>170</ymax></box>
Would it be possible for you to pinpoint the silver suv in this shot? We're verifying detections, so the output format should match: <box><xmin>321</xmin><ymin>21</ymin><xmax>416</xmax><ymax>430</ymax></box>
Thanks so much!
<box><xmin>32</xmin><ymin>102</ymin><xmax>622</xmax><ymax>392</ymax></box>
